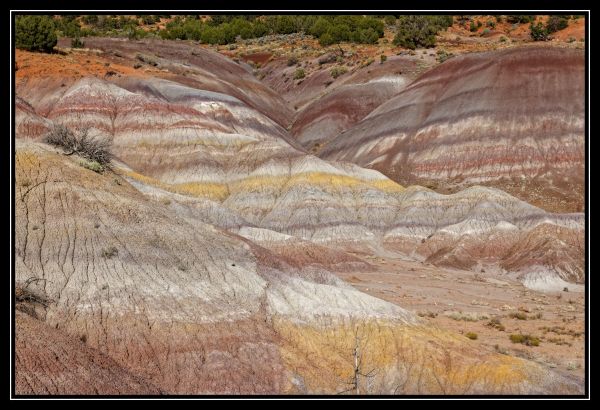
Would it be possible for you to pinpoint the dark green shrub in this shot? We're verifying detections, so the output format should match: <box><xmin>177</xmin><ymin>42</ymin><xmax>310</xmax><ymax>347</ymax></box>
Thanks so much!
<box><xmin>469</xmin><ymin>21</ymin><xmax>477</xmax><ymax>32</ymax></box>
<box><xmin>82</xmin><ymin>15</ymin><xmax>98</xmax><ymax>25</ymax></box>
<box><xmin>506</xmin><ymin>15</ymin><xmax>535</xmax><ymax>24</ymax></box>
<box><xmin>56</xmin><ymin>15</ymin><xmax>82</xmax><ymax>38</ymax></box>
<box><xmin>384</xmin><ymin>15</ymin><xmax>396</xmax><ymax>26</ymax></box>
<box><xmin>141</xmin><ymin>15</ymin><xmax>160</xmax><ymax>25</ymax></box>
<box><xmin>309</xmin><ymin>16</ymin><xmax>329</xmax><ymax>38</ymax></box>
<box><xmin>293</xmin><ymin>68</ymin><xmax>305</xmax><ymax>80</ymax></box>
<box><xmin>267</xmin><ymin>15</ymin><xmax>299</xmax><ymax>34</ymax></box>
<box><xmin>319</xmin><ymin>32</ymin><xmax>335</xmax><ymax>46</ymax></box>
<box><xmin>530</xmin><ymin>22</ymin><xmax>549</xmax><ymax>41</ymax></box>
<box><xmin>380</xmin><ymin>54</ymin><xmax>387</xmax><ymax>64</ymax></box>
<box><xmin>15</xmin><ymin>15</ymin><xmax>57</xmax><ymax>52</ymax></box>
<box><xmin>546</xmin><ymin>15</ymin><xmax>569</xmax><ymax>33</ymax></box>
<box><xmin>157</xmin><ymin>14</ymin><xmax>385</xmax><ymax>46</ymax></box>
<box><xmin>393</xmin><ymin>15</ymin><xmax>451</xmax><ymax>49</ymax></box>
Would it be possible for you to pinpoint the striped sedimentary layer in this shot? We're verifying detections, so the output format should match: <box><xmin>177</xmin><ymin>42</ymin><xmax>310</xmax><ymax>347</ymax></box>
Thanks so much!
<box><xmin>15</xmin><ymin>96</ymin><xmax>52</xmax><ymax>139</ymax></box>
<box><xmin>51</xmin><ymin>37</ymin><xmax>295</xmax><ymax>127</ymax></box>
<box><xmin>14</xmin><ymin>42</ymin><xmax>585</xmax><ymax>394</ymax></box>
<box><xmin>319</xmin><ymin>47</ymin><xmax>585</xmax><ymax>213</ymax></box>
<box><xmin>16</xmin><ymin>71</ymin><xmax>584</xmax><ymax>285</ymax></box>
<box><xmin>15</xmin><ymin>141</ymin><xmax>413</xmax><ymax>394</ymax></box>
<box><xmin>291</xmin><ymin>77</ymin><xmax>409</xmax><ymax>150</ymax></box>
<box><xmin>14</xmin><ymin>140</ymin><xmax>581</xmax><ymax>394</ymax></box>
<box><xmin>284</xmin><ymin>56</ymin><xmax>425</xmax><ymax>150</ymax></box>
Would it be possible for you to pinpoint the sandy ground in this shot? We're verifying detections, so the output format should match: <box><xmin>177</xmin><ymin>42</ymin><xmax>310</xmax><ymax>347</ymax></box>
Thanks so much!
<box><xmin>336</xmin><ymin>254</ymin><xmax>586</xmax><ymax>386</ymax></box>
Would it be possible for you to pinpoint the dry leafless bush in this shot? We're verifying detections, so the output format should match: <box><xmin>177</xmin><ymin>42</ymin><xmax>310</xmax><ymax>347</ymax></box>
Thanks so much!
<box><xmin>43</xmin><ymin>125</ymin><xmax>112</xmax><ymax>166</ymax></box>
<box><xmin>15</xmin><ymin>277</ymin><xmax>53</xmax><ymax>318</ymax></box>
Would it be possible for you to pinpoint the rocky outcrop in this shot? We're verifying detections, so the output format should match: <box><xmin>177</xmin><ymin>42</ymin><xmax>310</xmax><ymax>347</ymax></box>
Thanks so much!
<box><xmin>319</xmin><ymin>47</ymin><xmax>585</xmax><ymax>213</ymax></box>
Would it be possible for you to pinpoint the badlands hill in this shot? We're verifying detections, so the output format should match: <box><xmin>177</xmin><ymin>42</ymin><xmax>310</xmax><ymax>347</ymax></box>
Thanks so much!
<box><xmin>318</xmin><ymin>47</ymin><xmax>585</xmax><ymax>213</ymax></box>
<box><xmin>14</xmin><ymin>38</ymin><xmax>585</xmax><ymax>395</ymax></box>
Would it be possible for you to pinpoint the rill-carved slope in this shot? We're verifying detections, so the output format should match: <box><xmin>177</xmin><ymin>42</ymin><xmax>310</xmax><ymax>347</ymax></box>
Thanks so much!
<box><xmin>15</xmin><ymin>140</ymin><xmax>581</xmax><ymax>394</ymax></box>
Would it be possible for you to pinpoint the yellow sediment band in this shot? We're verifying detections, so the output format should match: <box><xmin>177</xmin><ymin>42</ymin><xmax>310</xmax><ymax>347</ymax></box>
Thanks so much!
<box><xmin>120</xmin><ymin>169</ymin><xmax>229</xmax><ymax>201</ymax></box>
<box><xmin>123</xmin><ymin>170</ymin><xmax>405</xmax><ymax>201</ymax></box>
<box><xmin>273</xmin><ymin>318</ymin><xmax>531</xmax><ymax>394</ymax></box>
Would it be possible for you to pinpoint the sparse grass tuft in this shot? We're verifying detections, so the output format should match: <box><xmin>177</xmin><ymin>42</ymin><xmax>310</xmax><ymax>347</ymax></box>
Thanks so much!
<box><xmin>436</xmin><ymin>49</ymin><xmax>454</xmax><ymax>63</ymax></box>
<box><xmin>509</xmin><ymin>334</ymin><xmax>540</xmax><ymax>346</ymax></box>
<box><xmin>362</xmin><ymin>58</ymin><xmax>374</xmax><ymax>67</ymax></box>
<box><xmin>79</xmin><ymin>159</ymin><xmax>104</xmax><ymax>173</ymax></box>
<box><xmin>444</xmin><ymin>311</ymin><xmax>489</xmax><ymax>322</ymax></box>
<box><xmin>494</xmin><ymin>344</ymin><xmax>509</xmax><ymax>355</ymax></box>
<box><xmin>486</xmin><ymin>317</ymin><xmax>506</xmax><ymax>331</ymax></box>
<box><xmin>546</xmin><ymin>337</ymin><xmax>572</xmax><ymax>346</ymax></box>
<box><xmin>540</xmin><ymin>326</ymin><xmax>583</xmax><ymax>338</ymax></box>
<box><xmin>465</xmin><ymin>332</ymin><xmax>478</xmax><ymax>340</ymax></box>
<box><xmin>101</xmin><ymin>246</ymin><xmax>118</xmax><ymax>259</ymax></box>
<box><xmin>330</xmin><ymin>66</ymin><xmax>347</xmax><ymax>78</ymax></box>
<box><xmin>509</xmin><ymin>311</ymin><xmax>542</xmax><ymax>321</ymax></box>
<box><xmin>509</xmin><ymin>311</ymin><xmax>527</xmax><ymax>320</ymax></box>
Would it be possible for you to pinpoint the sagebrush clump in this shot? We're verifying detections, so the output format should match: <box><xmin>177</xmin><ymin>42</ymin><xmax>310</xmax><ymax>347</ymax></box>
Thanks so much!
<box><xmin>293</xmin><ymin>68</ymin><xmax>305</xmax><ymax>80</ymax></box>
<box><xmin>330</xmin><ymin>66</ymin><xmax>347</xmax><ymax>78</ymax></box>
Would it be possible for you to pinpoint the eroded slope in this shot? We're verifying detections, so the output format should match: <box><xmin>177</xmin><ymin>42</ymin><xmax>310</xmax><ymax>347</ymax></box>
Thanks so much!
<box><xmin>319</xmin><ymin>47</ymin><xmax>585</xmax><ymax>213</ymax></box>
